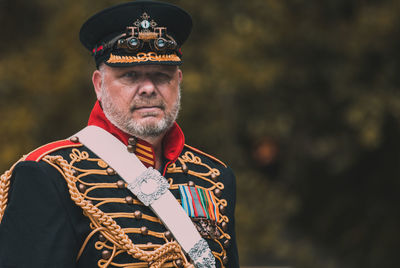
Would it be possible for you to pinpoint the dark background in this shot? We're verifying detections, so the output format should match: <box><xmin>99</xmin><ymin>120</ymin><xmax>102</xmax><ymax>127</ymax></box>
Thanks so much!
<box><xmin>1</xmin><ymin>0</ymin><xmax>399</xmax><ymax>267</ymax></box>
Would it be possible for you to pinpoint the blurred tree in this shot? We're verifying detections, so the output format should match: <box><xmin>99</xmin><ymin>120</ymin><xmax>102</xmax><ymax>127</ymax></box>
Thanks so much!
<box><xmin>1</xmin><ymin>0</ymin><xmax>400</xmax><ymax>267</ymax></box>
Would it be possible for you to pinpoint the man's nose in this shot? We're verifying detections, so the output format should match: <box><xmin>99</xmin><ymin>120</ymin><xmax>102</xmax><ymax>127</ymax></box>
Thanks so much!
<box><xmin>137</xmin><ymin>78</ymin><xmax>157</xmax><ymax>97</ymax></box>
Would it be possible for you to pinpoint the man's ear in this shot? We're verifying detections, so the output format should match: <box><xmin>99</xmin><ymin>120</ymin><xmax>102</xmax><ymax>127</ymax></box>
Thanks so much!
<box><xmin>92</xmin><ymin>70</ymin><xmax>103</xmax><ymax>101</ymax></box>
<box><xmin>177</xmin><ymin>68</ymin><xmax>183</xmax><ymax>84</ymax></box>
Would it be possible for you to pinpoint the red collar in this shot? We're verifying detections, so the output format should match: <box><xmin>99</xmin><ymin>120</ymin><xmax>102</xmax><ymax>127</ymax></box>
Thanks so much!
<box><xmin>87</xmin><ymin>101</ymin><xmax>185</xmax><ymax>168</ymax></box>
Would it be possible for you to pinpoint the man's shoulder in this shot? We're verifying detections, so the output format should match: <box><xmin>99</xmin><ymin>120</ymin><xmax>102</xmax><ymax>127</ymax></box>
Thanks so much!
<box><xmin>4</xmin><ymin>138</ymin><xmax>86</xmax><ymax>185</ymax></box>
<box><xmin>23</xmin><ymin>138</ymin><xmax>83</xmax><ymax>162</ymax></box>
<box><xmin>182</xmin><ymin>144</ymin><xmax>230</xmax><ymax>170</ymax></box>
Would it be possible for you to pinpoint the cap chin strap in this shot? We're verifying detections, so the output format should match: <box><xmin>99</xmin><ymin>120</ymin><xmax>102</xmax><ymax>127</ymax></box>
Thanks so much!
<box><xmin>73</xmin><ymin>125</ymin><xmax>216</xmax><ymax>268</ymax></box>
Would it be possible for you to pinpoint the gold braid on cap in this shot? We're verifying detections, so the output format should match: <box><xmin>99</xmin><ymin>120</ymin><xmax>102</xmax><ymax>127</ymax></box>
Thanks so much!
<box><xmin>107</xmin><ymin>52</ymin><xmax>180</xmax><ymax>64</ymax></box>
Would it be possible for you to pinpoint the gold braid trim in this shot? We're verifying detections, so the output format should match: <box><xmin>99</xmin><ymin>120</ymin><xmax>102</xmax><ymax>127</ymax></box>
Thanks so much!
<box><xmin>43</xmin><ymin>155</ymin><xmax>188</xmax><ymax>268</ymax></box>
<box><xmin>77</xmin><ymin>226</ymin><xmax>107</xmax><ymax>260</ymax></box>
<box><xmin>107</xmin><ymin>52</ymin><xmax>181</xmax><ymax>64</ymax></box>
<box><xmin>0</xmin><ymin>157</ymin><xmax>25</xmax><ymax>223</ymax></box>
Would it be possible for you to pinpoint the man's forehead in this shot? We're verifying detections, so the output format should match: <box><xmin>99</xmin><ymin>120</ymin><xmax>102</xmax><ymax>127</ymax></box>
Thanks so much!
<box><xmin>108</xmin><ymin>64</ymin><xmax>178</xmax><ymax>73</ymax></box>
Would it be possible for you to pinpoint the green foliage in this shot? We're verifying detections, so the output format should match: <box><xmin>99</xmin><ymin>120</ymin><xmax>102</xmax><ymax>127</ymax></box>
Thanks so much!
<box><xmin>1</xmin><ymin>0</ymin><xmax>400</xmax><ymax>267</ymax></box>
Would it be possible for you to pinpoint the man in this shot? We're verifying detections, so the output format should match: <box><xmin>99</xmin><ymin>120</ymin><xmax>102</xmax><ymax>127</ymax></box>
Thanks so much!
<box><xmin>0</xmin><ymin>1</ymin><xmax>238</xmax><ymax>267</ymax></box>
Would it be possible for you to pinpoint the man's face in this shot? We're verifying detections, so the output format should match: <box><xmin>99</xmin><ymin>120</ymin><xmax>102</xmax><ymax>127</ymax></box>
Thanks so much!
<box><xmin>93</xmin><ymin>64</ymin><xmax>182</xmax><ymax>139</ymax></box>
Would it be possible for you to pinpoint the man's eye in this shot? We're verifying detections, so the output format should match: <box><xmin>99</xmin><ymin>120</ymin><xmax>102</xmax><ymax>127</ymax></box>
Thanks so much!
<box><xmin>152</xmin><ymin>72</ymin><xmax>171</xmax><ymax>83</ymax></box>
<box><xmin>122</xmin><ymin>72</ymin><xmax>137</xmax><ymax>78</ymax></box>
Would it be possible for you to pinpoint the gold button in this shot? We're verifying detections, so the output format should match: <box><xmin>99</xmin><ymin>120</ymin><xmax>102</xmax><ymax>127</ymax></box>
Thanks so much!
<box><xmin>221</xmin><ymin>222</ymin><xmax>228</xmax><ymax>231</ymax></box>
<box><xmin>99</xmin><ymin>234</ymin><xmax>106</xmax><ymax>242</ymax></box>
<box><xmin>223</xmin><ymin>256</ymin><xmax>229</xmax><ymax>264</ymax></box>
<box><xmin>188</xmin><ymin>181</ymin><xmax>195</xmax><ymax>187</ymax></box>
<box><xmin>174</xmin><ymin>259</ymin><xmax>183</xmax><ymax>267</ymax></box>
<box><xmin>128</xmin><ymin>137</ymin><xmax>137</xmax><ymax>145</ymax></box>
<box><xmin>211</xmin><ymin>173</ymin><xmax>218</xmax><ymax>181</ymax></box>
<box><xmin>164</xmin><ymin>231</ymin><xmax>173</xmax><ymax>241</ymax></box>
<box><xmin>134</xmin><ymin>210</ymin><xmax>142</xmax><ymax>219</ymax></box>
<box><xmin>70</xmin><ymin>136</ymin><xmax>79</xmax><ymax>143</ymax></box>
<box><xmin>181</xmin><ymin>164</ymin><xmax>188</xmax><ymax>173</ymax></box>
<box><xmin>214</xmin><ymin>188</ymin><xmax>222</xmax><ymax>198</ymax></box>
<box><xmin>102</xmin><ymin>250</ymin><xmax>111</xmax><ymax>260</ymax></box>
<box><xmin>140</xmin><ymin>226</ymin><xmax>148</xmax><ymax>235</ymax></box>
<box><xmin>78</xmin><ymin>184</ymin><xmax>86</xmax><ymax>193</ymax></box>
<box><xmin>116</xmin><ymin>180</ymin><xmax>125</xmax><ymax>188</ymax></box>
<box><xmin>106</xmin><ymin>167</ymin><xmax>116</xmax><ymax>175</ymax></box>
<box><xmin>127</xmin><ymin>144</ymin><xmax>135</xmax><ymax>153</ymax></box>
<box><xmin>219</xmin><ymin>205</ymin><xmax>226</xmax><ymax>215</ymax></box>
<box><xmin>71</xmin><ymin>168</ymin><xmax>79</xmax><ymax>176</ymax></box>
<box><xmin>125</xmin><ymin>196</ymin><xmax>133</xmax><ymax>204</ymax></box>
<box><xmin>224</xmin><ymin>239</ymin><xmax>230</xmax><ymax>248</ymax></box>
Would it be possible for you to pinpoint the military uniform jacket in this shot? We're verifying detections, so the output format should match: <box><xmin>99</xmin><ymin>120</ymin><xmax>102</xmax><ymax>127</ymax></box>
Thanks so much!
<box><xmin>0</xmin><ymin>102</ymin><xmax>239</xmax><ymax>268</ymax></box>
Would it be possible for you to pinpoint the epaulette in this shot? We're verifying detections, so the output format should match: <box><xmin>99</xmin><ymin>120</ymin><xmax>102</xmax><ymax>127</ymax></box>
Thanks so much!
<box><xmin>24</xmin><ymin>139</ymin><xmax>83</xmax><ymax>162</ymax></box>
<box><xmin>184</xmin><ymin>144</ymin><xmax>227</xmax><ymax>168</ymax></box>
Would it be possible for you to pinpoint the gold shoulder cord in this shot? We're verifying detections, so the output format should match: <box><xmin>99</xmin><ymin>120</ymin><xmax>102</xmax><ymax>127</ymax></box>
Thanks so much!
<box><xmin>43</xmin><ymin>155</ymin><xmax>193</xmax><ymax>268</ymax></box>
<box><xmin>0</xmin><ymin>157</ymin><xmax>25</xmax><ymax>223</ymax></box>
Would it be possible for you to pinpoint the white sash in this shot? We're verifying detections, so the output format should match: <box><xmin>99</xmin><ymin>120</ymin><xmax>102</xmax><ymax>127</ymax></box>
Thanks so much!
<box><xmin>74</xmin><ymin>125</ymin><xmax>215</xmax><ymax>268</ymax></box>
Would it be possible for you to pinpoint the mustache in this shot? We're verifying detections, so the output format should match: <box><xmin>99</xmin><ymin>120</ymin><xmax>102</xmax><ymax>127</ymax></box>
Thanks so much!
<box><xmin>129</xmin><ymin>98</ymin><xmax>166</xmax><ymax>112</ymax></box>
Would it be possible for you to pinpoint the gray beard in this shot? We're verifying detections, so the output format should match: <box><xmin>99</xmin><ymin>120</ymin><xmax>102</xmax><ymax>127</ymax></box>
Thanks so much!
<box><xmin>101</xmin><ymin>84</ymin><xmax>181</xmax><ymax>139</ymax></box>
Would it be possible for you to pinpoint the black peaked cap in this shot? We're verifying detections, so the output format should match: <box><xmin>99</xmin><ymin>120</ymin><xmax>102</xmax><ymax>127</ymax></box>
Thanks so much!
<box><xmin>79</xmin><ymin>1</ymin><xmax>192</xmax><ymax>67</ymax></box>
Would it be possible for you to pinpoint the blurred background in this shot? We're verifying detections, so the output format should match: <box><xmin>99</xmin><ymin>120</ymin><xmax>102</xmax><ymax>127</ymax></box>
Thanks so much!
<box><xmin>1</xmin><ymin>0</ymin><xmax>400</xmax><ymax>267</ymax></box>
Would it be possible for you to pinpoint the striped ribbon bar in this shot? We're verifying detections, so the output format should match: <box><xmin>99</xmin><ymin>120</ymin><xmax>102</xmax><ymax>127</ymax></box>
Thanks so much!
<box><xmin>179</xmin><ymin>185</ymin><xmax>219</xmax><ymax>222</ymax></box>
